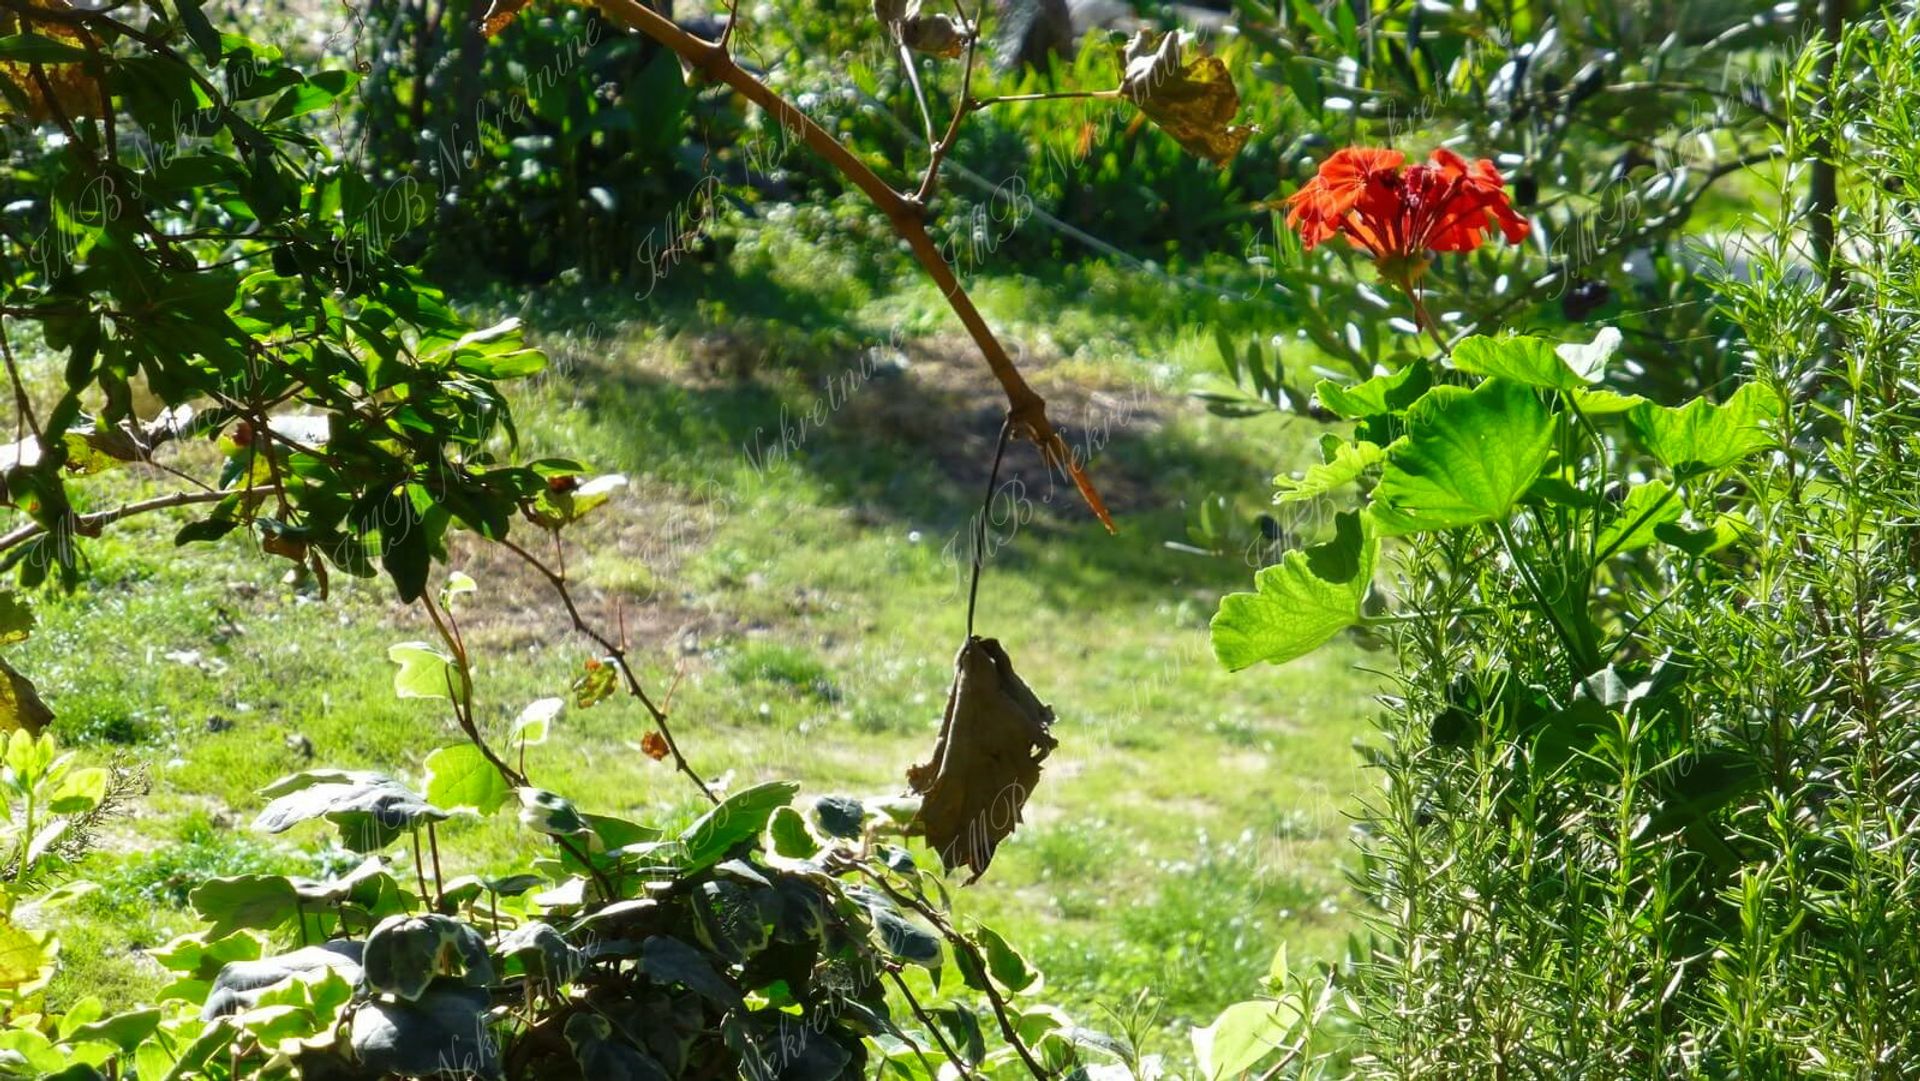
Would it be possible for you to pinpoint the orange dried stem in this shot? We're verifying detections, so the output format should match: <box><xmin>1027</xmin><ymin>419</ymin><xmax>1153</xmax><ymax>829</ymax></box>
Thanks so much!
<box><xmin>585</xmin><ymin>0</ymin><xmax>1116</xmax><ymax>532</ymax></box>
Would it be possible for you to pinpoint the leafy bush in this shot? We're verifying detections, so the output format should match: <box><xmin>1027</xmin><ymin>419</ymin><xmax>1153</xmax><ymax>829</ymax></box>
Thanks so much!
<box><xmin>355</xmin><ymin>2</ymin><xmax>710</xmax><ymax>283</ymax></box>
<box><xmin>1212</xmin><ymin>6</ymin><xmax>1920</xmax><ymax>1075</ymax></box>
<box><xmin>1</xmin><ymin>576</ymin><xmax>1143</xmax><ymax>1081</ymax></box>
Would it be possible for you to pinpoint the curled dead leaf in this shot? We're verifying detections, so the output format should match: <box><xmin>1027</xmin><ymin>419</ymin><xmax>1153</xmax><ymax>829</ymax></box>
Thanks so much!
<box><xmin>907</xmin><ymin>636</ymin><xmax>1056</xmax><ymax>883</ymax></box>
<box><xmin>1117</xmin><ymin>30</ymin><xmax>1251</xmax><ymax>165</ymax></box>
<box><xmin>0</xmin><ymin>657</ymin><xmax>50</xmax><ymax>735</ymax></box>
<box><xmin>900</xmin><ymin>11</ymin><xmax>970</xmax><ymax>57</ymax></box>
<box><xmin>874</xmin><ymin>0</ymin><xmax>971</xmax><ymax>58</ymax></box>
<box><xmin>479</xmin><ymin>0</ymin><xmax>534</xmax><ymax>37</ymax></box>
<box><xmin>639</xmin><ymin>731</ymin><xmax>669</xmax><ymax>761</ymax></box>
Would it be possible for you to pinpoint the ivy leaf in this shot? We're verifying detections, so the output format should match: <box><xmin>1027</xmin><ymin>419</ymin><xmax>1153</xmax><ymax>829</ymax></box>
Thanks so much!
<box><xmin>1118</xmin><ymin>31</ymin><xmax>1251</xmax><ymax>165</ymax></box>
<box><xmin>346</xmin><ymin>987</ymin><xmax>499</xmax><ymax>1080</ymax></box>
<box><xmin>810</xmin><ymin>795</ymin><xmax>867</xmax><ymax>839</ymax></box>
<box><xmin>565</xmin><ymin>1013</ymin><xmax>670</xmax><ymax>1081</ymax></box>
<box><xmin>517</xmin><ymin>787</ymin><xmax>589</xmax><ymax>837</ymax></box>
<box><xmin>199</xmin><ymin>942</ymin><xmax>364</xmax><ymax>1019</ymax></box>
<box><xmin>1371</xmin><ymin>379</ymin><xmax>1556</xmax><ymax>535</ymax></box>
<box><xmin>767</xmin><ymin>805</ymin><xmax>820</xmax><ymax>859</ymax></box>
<box><xmin>1211</xmin><ymin>511</ymin><xmax>1376</xmax><ymax>671</ymax></box>
<box><xmin>498</xmin><ymin>922</ymin><xmax>584</xmax><ymax>985</ymax></box>
<box><xmin>388</xmin><ymin>641</ymin><xmax>456</xmax><ymax>700</ymax></box>
<box><xmin>973</xmin><ymin>923</ymin><xmax>1039</xmax><ymax>993</ymax></box>
<box><xmin>679</xmin><ymin>781</ymin><xmax>800</xmax><ymax>872</ymax></box>
<box><xmin>69</xmin><ymin>1006</ymin><xmax>163</xmax><ymax>1051</ymax></box>
<box><xmin>1627</xmin><ymin>382</ymin><xmax>1782</xmax><ymax>477</ymax></box>
<box><xmin>510</xmin><ymin>697</ymin><xmax>563</xmax><ymax>746</ymax></box>
<box><xmin>639</xmin><ymin>935</ymin><xmax>742</xmax><ymax>1009</ymax></box>
<box><xmin>864</xmin><ymin>897</ymin><xmax>942</xmax><ymax>968</ymax></box>
<box><xmin>362</xmin><ymin>914</ymin><xmax>493</xmax><ymax>1002</ymax></box>
<box><xmin>188</xmin><ymin>875</ymin><xmax>301</xmax><ymax>940</ymax></box>
<box><xmin>252</xmin><ymin>770</ymin><xmax>449</xmax><ymax>851</ymax></box>
<box><xmin>1274</xmin><ymin>440</ymin><xmax>1384</xmax><ymax>504</ymax></box>
<box><xmin>423</xmin><ymin>744</ymin><xmax>510</xmax><ymax>815</ymax></box>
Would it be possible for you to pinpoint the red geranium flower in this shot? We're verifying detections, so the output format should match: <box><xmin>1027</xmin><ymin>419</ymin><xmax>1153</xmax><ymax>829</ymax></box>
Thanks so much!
<box><xmin>1286</xmin><ymin>147</ymin><xmax>1530</xmax><ymax>287</ymax></box>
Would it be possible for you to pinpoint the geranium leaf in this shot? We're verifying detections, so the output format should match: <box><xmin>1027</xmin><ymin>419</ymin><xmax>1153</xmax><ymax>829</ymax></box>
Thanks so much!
<box><xmin>1274</xmin><ymin>440</ymin><xmax>1384</xmax><ymax>504</ymax></box>
<box><xmin>1371</xmin><ymin>379</ymin><xmax>1555</xmax><ymax>535</ymax></box>
<box><xmin>1627</xmin><ymin>382</ymin><xmax>1782</xmax><ymax>477</ymax></box>
<box><xmin>1451</xmin><ymin>330</ymin><xmax>1615</xmax><ymax>389</ymax></box>
<box><xmin>1211</xmin><ymin>510</ymin><xmax>1376</xmax><ymax>670</ymax></box>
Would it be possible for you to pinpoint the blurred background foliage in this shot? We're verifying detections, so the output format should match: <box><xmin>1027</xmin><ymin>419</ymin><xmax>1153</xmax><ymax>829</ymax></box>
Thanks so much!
<box><xmin>285</xmin><ymin>0</ymin><xmax>1802</xmax><ymax>404</ymax></box>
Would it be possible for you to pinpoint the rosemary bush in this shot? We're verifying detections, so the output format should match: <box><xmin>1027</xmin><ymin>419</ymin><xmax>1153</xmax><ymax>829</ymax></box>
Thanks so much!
<box><xmin>1329</xmin><ymin>9</ymin><xmax>1920</xmax><ymax>1076</ymax></box>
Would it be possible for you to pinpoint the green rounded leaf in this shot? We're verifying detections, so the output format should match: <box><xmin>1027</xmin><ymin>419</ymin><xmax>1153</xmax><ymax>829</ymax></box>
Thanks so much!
<box><xmin>423</xmin><ymin>744</ymin><xmax>510</xmax><ymax>815</ymax></box>
<box><xmin>388</xmin><ymin>642</ymin><xmax>456</xmax><ymax>700</ymax></box>
<box><xmin>1313</xmin><ymin>360</ymin><xmax>1432</xmax><ymax>419</ymax></box>
<box><xmin>1626</xmin><ymin>381</ymin><xmax>1783</xmax><ymax>476</ymax></box>
<box><xmin>1451</xmin><ymin>329</ymin><xmax>1616</xmax><ymax>389</ymax></box>
<box><xmin>1371</xmin><ymin>378</ymin><xmax>1556</xmax><ymax>535</ymax></box>
<box><xmin>1211</xmin><ymin>511</ymin><xmax>1376</xmax><ymax>670</ymax></box>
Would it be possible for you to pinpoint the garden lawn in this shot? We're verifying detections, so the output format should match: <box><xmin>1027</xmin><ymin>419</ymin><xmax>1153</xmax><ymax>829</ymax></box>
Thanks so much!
<box><xmin>16</xmin><ymin>231</ymin><xmax>1379</xmax><ymax>1044</ymax></box>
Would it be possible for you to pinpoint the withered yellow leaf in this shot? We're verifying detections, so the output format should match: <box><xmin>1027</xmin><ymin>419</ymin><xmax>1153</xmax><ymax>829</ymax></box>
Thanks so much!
<box><xmin>1118</xmin><ymin>30</ymin><xmax>1251</xmax><ymax>165</ymax></box>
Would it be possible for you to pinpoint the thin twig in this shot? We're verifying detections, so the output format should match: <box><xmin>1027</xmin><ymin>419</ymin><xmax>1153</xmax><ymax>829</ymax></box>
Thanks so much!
<box><xmin>498</xmin><ymin>534</ymin><xmax>717</xmax><ymax>803</ymax></box>
<box><xmin>965</xmin><ymin>416</ymin><xmax>1012</xmax><ymax>640</ymax></box>
<box><xmin>0</xmin><ymin>485</ymin><xmax>274</xmax><ymax>554</ymax></box>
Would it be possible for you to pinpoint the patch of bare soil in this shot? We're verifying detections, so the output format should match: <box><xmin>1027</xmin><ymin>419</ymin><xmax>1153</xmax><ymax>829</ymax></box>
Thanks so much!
<box><xmin>443</xmin><ymin>329</ymin><xmax>1179</xmax><ymax>650</ymax></box>
<box><xmin>836</xmin><ymin>333</ymin><xmax>1178</xmax><ymax>519</ymax></box>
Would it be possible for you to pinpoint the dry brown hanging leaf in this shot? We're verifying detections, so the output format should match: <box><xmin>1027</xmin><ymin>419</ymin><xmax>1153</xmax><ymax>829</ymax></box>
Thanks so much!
<box><xmin>1117</xmin><ymin>30</ymin><xmax>1251</xmax><ymax>166</ymax></box>
<box><xmin>639</xmin><ymin>731</ymin><xmax>670</xmax><ymax>761</ymax></box>
<box><xmin>907</xmin><ymin>636</ymin><xmax>1056</xmax><ymax>883</ymax></box>
<box><xmin>899</xmin><ymin>9</ymin><xmax>969</xmax><ymax>58</ymax></box>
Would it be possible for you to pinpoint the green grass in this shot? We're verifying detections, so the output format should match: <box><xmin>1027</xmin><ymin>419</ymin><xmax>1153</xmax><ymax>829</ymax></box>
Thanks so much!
<box><xmin>15</xmin><ymin>230</ymin><xmax>1379</xmax><ymax>1043</ymax></box>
